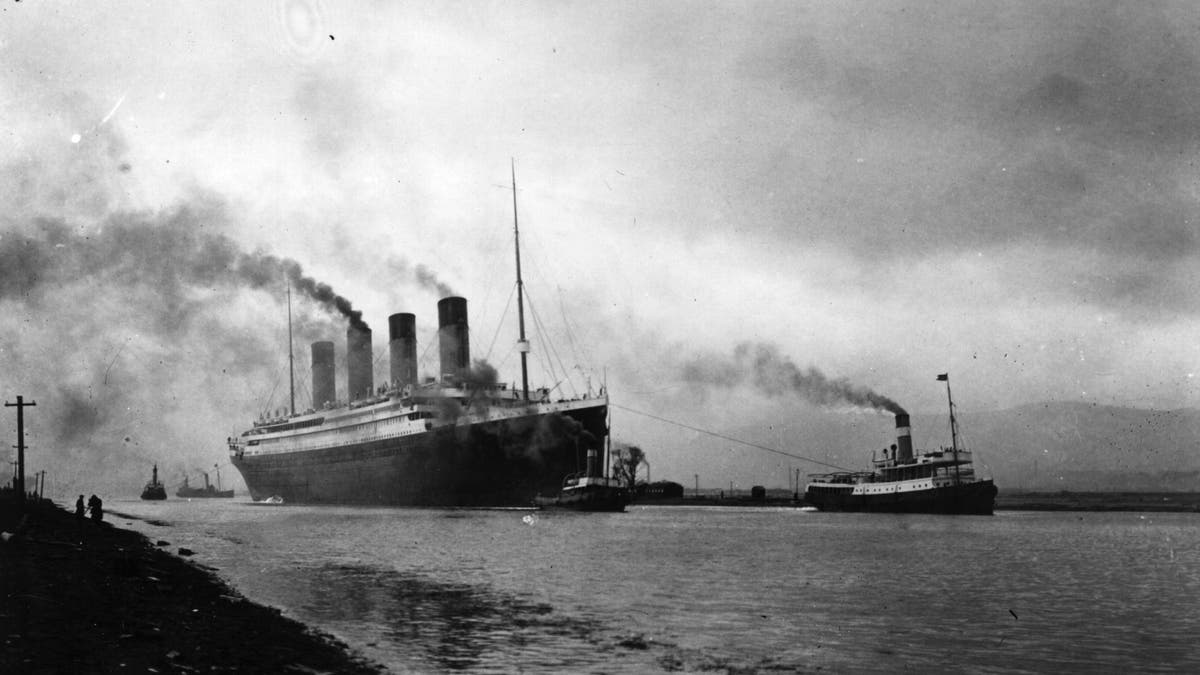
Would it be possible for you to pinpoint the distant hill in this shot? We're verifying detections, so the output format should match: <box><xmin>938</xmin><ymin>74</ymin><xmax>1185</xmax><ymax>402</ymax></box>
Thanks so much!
<box><xmin>946</xmin><ymin>403</ymin><xmax>1200</xmax><ymax>491</ymax></box>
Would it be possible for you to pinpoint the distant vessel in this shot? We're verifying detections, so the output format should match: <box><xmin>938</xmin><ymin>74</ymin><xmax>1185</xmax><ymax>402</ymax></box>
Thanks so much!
<box><xmin>177</xmin><ymin>469</ymin><xmax>235</xmax><ymax>499</ymax></box>
<box><xmin>229</xmin><ymin>167</ymin><xmax>609</xmax><ymax>506</ymax></box>
<box><xmin>535</xmin><ymin>448</ymin><xmax>629</xmax><ymax>512</ymax></box>
<box><xmin>804</xmin><ymin>374</ymin><xmax>997</xmax><ymax>515</ymax></box>
<box><xmin>140</xmin><ymin>464</ymin><xmax>167</xmax><ymax>500</ymax></box>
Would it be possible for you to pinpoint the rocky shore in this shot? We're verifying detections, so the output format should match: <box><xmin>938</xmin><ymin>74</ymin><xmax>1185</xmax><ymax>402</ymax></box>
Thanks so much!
<box><xmin>0</xmin><ymin>498</ymin><xmax>383</xmax><ymax>674</ymax></box>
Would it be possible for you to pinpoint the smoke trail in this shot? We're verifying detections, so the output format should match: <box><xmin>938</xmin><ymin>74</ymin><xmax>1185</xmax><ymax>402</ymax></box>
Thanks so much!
<box><xmin>682</xmin><ymin>342</ymin><xmax>907</xmax><ymax>415</ymax></box>
<box><xmin>386</xmin><ymin>257</ymin><xmax>455</xmax><ymax>297</ymax></box>
<box><xmin>0</xmin><ymin>205</ymin><xmax>367</xmax><ymax>329</ymax></box>
<box><xmin>459</xmin><ymin>359</ymin><xmax>499</xmax><ymax>396</ymax></box>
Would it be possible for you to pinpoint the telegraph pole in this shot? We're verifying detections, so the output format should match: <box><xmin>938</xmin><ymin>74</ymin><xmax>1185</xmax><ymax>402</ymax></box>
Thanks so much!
<box><xmin>6</xmin><ymin>395</ymin><xmax>36</xmax><ymax>509</ymax></box>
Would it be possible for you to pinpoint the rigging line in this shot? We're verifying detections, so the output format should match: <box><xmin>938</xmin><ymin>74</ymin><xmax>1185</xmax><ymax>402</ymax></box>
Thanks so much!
<box><xmin>486</xmin><ymin>283</ymin><xmax>517</xmax><ymax>361</ymax></box>
<box><xmin>417</xmin><ymin>327</ymin><xmax>438</xmax><ymax>366</ymax></box>
<box><xmin>524</xmin><ymin>292</ymin><xmax>554</xmax><ymax>378</ymax></box>
<box><xmin>255</xmin><ymin>357</ymin><xmax>288</xmax><ymax>414</ymax></box>
<box><xmin>525</xmin><ymin>290</ymin><xmax>577</xmax><ymax>398</ymax></box>
<box><xmin>519</xmin><ymin>287</ymin><xmax>552</xmax><ymax>381</ymax></box>
<box><xmin>556</xmin><ymin>286</ymin><xmax>590</xmax><ymax>369</ymax></box>
<box><xmin>609</xmin><ymin>403</ymin><xmax>856</xmax><ymax>473</ymax></box>
<box><xmin>528</xmin><ymin>290</ymin><xmax>574</xmax><ymax>395</ymax></box>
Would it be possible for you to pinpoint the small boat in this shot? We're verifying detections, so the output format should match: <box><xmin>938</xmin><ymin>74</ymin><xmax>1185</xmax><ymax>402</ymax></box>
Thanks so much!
<box><xmin>140</xmin><ymin>464</ymin><xmax>167</xmax><ymax>500</ymax></box>
<box><xmin>251</xmin><ymin>495</ymin><xmax>284</xmax><ymax>506</ymax></box>
<box><xmin>177</xmin><ymin>468</ymin><xmax>235</xmax><ymax>499</ymax></box>
<box><xmin>535</xmin><ymin>448</ymin><xmax>629</xmax><ymax>512</ymax></box>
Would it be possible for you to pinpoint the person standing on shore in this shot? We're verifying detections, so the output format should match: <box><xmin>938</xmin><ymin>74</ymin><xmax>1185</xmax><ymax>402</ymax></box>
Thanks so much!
<box><xmin>87</xmin><ymin>494</ymin><xmax>103</xmax><ymax>523</ymax></box>
<box><xmin>75</xmin><ymin>494</ymin><xmax>86</xmax><ymax>542</ymax></box>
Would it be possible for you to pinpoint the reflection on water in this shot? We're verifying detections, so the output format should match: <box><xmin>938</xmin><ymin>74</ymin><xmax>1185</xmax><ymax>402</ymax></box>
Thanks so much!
<box><xmin>114</xmin><ymin>500</ymin><xmax>1200</xmax><ymax>674</ymax></box>
<box><xmin>302</xmin><ymin>563</ymin><xmax>602</xmax><ymax>672</ymax></box>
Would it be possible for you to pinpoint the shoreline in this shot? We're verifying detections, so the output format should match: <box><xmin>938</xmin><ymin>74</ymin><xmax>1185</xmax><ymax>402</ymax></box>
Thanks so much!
<box><xmin>0</xmin><ymin>498</ymin><xmax>384</xmax><ymax>674</ymax></box>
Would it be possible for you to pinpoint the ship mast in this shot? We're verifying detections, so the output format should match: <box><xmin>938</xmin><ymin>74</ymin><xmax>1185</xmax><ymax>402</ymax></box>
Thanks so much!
<box><xmin>511</xmin><ymin>159</ymin><xmax>530</xmax><ymax>401</ymax></box>
<box><xmin>604</xmin><ymin>367</ymin><xmax>611</xmax><ymax>479</ymax></box>
<box><xmin>287</xmin><ymin>281</ymin><xmax>296</xmax><ymax>416</ymax></box>
<box><xmin>942</xmin><ymin>373</ymin><xmax>961</xmax><ymax>485</ymax></box>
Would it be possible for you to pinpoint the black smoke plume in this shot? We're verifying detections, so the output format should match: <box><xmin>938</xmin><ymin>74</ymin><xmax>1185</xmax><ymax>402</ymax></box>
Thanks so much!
<box><xmin>682</xmin><ymin>342</ymin><xmax>906</xmax><ymax>415</ymax></box>
<box><xmin>459</xmin><ymin>360</ymin><xmax>499</xmax><ymax>397</ymax></box>
<box><xmin>0</xmin><ymin>200</ymin><xmax>374</xmax><ymax>497</ymax></box>
<box><xmin>0</xmin><ymin>206</ymin><xmax>367</xmax><ymax>330</ymax></box>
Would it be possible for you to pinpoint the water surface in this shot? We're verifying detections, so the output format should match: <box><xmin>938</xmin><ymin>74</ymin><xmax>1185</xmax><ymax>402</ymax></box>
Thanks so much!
<box><xmin>111</xmin><ymin>500</ymin><xmax>1200</xmax><ymax>673</ymax></box>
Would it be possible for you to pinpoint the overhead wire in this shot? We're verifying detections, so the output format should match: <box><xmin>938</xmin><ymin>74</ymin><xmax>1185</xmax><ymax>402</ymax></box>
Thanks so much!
<box><xmin>610</xmin><ymin>402</ymin><xmax>856</xmax><ymax>473</ymax></box>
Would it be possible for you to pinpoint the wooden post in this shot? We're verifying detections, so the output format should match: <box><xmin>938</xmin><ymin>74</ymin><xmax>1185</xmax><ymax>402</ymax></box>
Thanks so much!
<box><xmin>5</xmin><ymin>396</ymin><xmax>36</xmax><ymax>509</ymax></box>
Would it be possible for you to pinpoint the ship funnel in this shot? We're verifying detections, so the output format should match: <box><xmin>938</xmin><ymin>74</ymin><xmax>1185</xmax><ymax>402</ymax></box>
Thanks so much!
<box><xmin>437</xmin><ymin>297</ymin><xmax>470</xmax><ymax>381</ymax></box>
<box><xmin>347</xmin><ymin>325</ymin><xmax>374</xmax><ymax>401</ymax></box>
<box><xmin>311</xmin><ymin>341</ymin><xmax>336</xmax><ymax>409</ymax></box>
<box><xmin>388</xmin><ymin>313</ymin><xmax>417</xmax><ymax>390</ymax></box>
<box><xmin>586</xmin><ymin>448</ymin><xmax>600</xmax><ymax>478</ymax></box>
<box><xmin>895</xmin><ymin>413</ymin><xmax>913</xmax><ymax>463</ymax></box>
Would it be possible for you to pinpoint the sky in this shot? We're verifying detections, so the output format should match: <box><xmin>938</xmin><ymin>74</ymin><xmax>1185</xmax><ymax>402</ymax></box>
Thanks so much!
<box><xmin>2</xmin><ymin>1</ymin><xmax>1198</xmax><ymax>495</ymax></box>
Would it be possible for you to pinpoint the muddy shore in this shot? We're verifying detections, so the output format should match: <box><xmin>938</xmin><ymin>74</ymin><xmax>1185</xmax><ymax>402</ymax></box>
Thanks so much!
<box><xmin>0</xmin><ymin>497</ymin><xmax>383</xmax><ymax>674</ymax></box>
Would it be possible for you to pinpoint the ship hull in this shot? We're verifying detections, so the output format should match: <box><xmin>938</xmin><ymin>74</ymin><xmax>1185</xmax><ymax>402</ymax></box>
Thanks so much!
<box><xmin>804</xmin><ymin>479</ymin><xmax>997</xmax><ymax>515</ymax></box>
<box><xmin>231</xmin><ymin>403</ymin><xmax>608</xmax><ymax>507</ymax></box>
<box><xmin>140</xmin><ymin>486</ymin><xmax>167</xmax><ymax>500</ymax></box>
<box><xmin>176</xmin><ymin>489</ymin><xmax>235</xmax><ymax>499</ymax></box>
<box><xmin>534</xmin><ymin>484</ymin><xmax>629</xmax><ymax>512</ymax></box>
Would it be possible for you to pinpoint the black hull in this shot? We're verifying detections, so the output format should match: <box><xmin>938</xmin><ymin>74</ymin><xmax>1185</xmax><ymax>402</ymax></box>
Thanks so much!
<box><xmin>176</xmin><ymin>489</ymin><xmax>235</xmax><ymax>499</ymax></box>
<box><xmin>140</xmin><ymin>486</ymin><xmax>167</xmax><ymax>500</ymax></box>
<box><xmin>534</xmin><ymin>485</ymin><xmax>629</xmax><ymax>512</ymax></box>
<box><xmin>804</xmin><ymin>480</ymin><xmax>997</xmax><ymax>515</ymax></box>
<box><xmin>231</xmin><ymin>404</ymin><xmax>608</xmax><ymax>507</ymax></box>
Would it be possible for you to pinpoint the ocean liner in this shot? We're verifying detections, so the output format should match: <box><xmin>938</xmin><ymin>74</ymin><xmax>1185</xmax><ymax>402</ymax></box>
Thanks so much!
<box><xmin>804</xmin><ymin>374</ymin><xmax>997</xmax><ymax>514</ymax></box>
<box><xmin>229</xmin><ymin>171</ymin><xmax>610</xmax><ymax>506</ymax></box>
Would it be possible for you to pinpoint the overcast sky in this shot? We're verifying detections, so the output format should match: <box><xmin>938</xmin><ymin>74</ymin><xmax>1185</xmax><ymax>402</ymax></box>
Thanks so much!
<box><xmin>3</xmin><ymin>1</ymin><xmax>1198</xmax><ymax>492</ymax></box>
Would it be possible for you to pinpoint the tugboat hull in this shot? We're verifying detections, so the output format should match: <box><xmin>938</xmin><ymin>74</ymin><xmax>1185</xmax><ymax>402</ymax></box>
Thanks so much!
<box><xmin>534</xmin><ymin>483</ymin><xmax>629</xmax><ymax>512</ymax></box>
<box><xmin>804</xmin><ymin>479</ymin><xmax>997</xmax><ymax>515</ymax></box>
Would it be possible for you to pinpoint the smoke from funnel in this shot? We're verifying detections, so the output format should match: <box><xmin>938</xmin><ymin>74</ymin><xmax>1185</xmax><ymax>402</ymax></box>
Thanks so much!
<box><xmin>386</xmin><ymin>257</ymin><xmax>455</xmax><ymax>297</ymax></box>
<box><xmin>682</xmin><ymin>342</ymin><xmax>907</xmax><ymax>415</ymax></box>
<box><xmin>0</xmin><ymin>198</ymin><xmax>377</xmax><ymax>498</ymax></box>
<box><xmin>0</xmin><ymin>207</ymin><xmax>367</xmax><ymax>329</ymax></box>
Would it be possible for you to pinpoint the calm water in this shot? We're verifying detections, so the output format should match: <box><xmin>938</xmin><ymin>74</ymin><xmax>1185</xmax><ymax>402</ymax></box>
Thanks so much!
<box><xmin>108</xmin><ymin>499</ymin><xmax>1200</xmax><ymax>673</ymax></box>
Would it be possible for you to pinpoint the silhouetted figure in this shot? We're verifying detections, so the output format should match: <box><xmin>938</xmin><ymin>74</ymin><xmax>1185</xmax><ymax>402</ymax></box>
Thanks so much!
<box><xmin>87</xmin><ymin>494</ymin><xmax>103</xmax><ymax>523</ymax></box>
<box><xmin>75</xmin><ymin>495</ymin><xmax>85</xmax><ymax>519</ymax></box>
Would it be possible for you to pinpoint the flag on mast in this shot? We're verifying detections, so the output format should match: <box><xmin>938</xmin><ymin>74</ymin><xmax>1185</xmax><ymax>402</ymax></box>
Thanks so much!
<box><xmin>936</xmin><ymin>373</ymin><xmax>949</xmax><ymax>381</ymax></box>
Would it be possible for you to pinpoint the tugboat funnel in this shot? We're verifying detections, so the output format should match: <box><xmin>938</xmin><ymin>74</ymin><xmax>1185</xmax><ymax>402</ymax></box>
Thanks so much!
<box><xmin>586</xmin><ymin>448</ymin><xmax>600</xmax><ymax>478</ymax></box>
<box><xmin>895</xmin><ymin>413</ymin><xmax>913</xmax><ymax>463</ymax></box>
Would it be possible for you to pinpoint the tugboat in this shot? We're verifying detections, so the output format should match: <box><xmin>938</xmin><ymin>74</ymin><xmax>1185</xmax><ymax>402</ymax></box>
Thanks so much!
<box><xmin>177</xmin><ymin>467</ymin><xmax>235</xmax><ymax>499</ymax></box>
<box><xmin>804</xmin><ymin>374</ymin><xmax>997</xmax><ymax>514</ymax></box>
<box><xmin>140</xmin><ymin>464</ymin><xmax>167</xmax><ymax>500</ymax></box>
<box><xmin>535</xmin><ymin>447</ymin><xmax>629</xmax><ymax>512</ymax></box>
